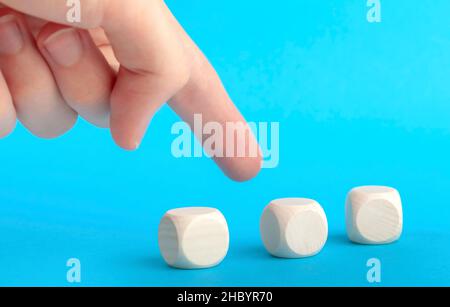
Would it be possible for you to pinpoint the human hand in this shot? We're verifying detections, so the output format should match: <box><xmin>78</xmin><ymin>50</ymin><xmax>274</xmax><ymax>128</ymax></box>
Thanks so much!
<box><xmin>0</xmin><ymin>0</ymin><xmax>261</xmax><ymax>181</ymax></box>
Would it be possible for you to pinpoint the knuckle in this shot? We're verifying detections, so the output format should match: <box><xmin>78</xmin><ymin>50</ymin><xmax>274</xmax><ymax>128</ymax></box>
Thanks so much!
<box><xmin>160</xmin><ymin>59</ymin><xmax>191</xmax><ymax>93</ymax></box>
<box><xmin>170</xmin><ymin>66</ymin><xmax>191</xmax><ymax>91</ymax></box>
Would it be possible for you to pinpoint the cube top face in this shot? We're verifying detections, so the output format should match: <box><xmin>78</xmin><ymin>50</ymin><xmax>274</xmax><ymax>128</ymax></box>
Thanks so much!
<box><xmin>346</xmin><ymin>186</ymin><xmax>403</xmax><ymax>244</ymax></box>
<box><xmin>260</xmin><ymin>198</ymin><xmax>328</xmax><ymax>258</ymax></box>
<box><xmin>270</xmin><ymin>198</ymin><xmax>318</xmax><ymax>208</ymax></box>
<box><xmin>352</xmin><ymin>186</ymin><xmax>396</xmax><ymax>195</ymax></box>
<box><xmin>349</xmin><ymin>186</ymin><xmax>399</xmax><ymax>200</ymax></box>
<box><xmin>166</xmin><ymin>207</ymin><xmax>219</xmax><ymax>218</ymax></box>
<box><xmin>158</xmin><ymin>207</ymin><xmax>229</xmax><ymax>269</ymax></box>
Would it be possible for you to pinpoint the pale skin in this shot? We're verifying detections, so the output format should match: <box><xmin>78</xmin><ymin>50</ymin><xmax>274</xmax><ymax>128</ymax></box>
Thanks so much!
<box><xmin>0</xmin><ymin>0</ymin><xmax>262</xmax><ymax>181</ymax></box>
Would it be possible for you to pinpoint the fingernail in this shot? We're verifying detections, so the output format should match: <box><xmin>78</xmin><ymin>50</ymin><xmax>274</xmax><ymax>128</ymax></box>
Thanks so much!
<box><xmin>43</xmin><ymin>28</ymin><xmax>83</xmax><ymax>67</ymax></box>
<box><xmin>0</xmin><ymin>15</ymin><xmax>24</xmax><ymax>55</ymax></box>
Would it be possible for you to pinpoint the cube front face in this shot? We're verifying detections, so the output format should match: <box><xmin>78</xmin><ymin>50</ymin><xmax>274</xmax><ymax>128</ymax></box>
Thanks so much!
<box><xmin>285</xmin><ymin>210</ymin><xmax>328</xmax><ymax>257</ymax></box>
<box><xmin>346</xmin><ymin>186</ymin><xmax>403</xmax><ymax>244</ymax></box>
<box><xmin>181</xmin><ymin>213</ymin><xmax>229</xmax><ymax>268</ymax></box>
<box><xmin>158</xmin><ymin>207</ymin><xmax>229</xmax><ymax>269</ymax></box>
<box><xmin>260</xmin><ymin>198</ymin><xmax>328</xmax><ymax>258</ymax></box>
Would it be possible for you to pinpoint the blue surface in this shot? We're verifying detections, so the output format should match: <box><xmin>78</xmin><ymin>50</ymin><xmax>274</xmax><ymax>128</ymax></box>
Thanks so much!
<box><xmin>1</xmin><ymin>0</ymin><xmax>450</xmax><ymax>286</ymax></box>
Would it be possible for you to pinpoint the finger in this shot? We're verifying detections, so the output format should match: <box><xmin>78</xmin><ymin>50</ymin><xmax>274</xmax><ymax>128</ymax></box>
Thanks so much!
<box><xmin>165</xmin><ymin>8</ymin><xmax>262</xmax><ymax>181</ymax></box>
<box><xmin>0</xmin><ymin>69</ymin><xmax>16</xmax><ymax>137</ymax></box>
<box><xmin>37</xmin><ymin>23</ymin><xmax>115</xmax><ymax>128</ymax></box>
<box><xmin>0</xmin><ymin>9</ymin><xmax>77</xmax><ymax>138</ymax></box>
<box><xmin>105</xmin><ymin>0</ymin><xmax>190</xmax><ymax>150</ymax></box>
<box><xmin>1</xmin><ymin>0</ymin><xmax>190</xmax><ymax>149</ymax></box>
<box><xmin>169</xmin><ymin>52</ymin><xmax>263</xmax><ymax>182</ymax></box>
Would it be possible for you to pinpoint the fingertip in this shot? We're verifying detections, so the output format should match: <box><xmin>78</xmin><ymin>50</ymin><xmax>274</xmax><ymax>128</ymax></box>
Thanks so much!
<box><xmin>0</xmin><ymin>113</ymin><xmax>16</xmax><ymax>139</ymax></box>
<box><xmin>217</xmin><ymin>155</ymin><xmax>263</xmax><ymax>182</ymax></box>
<box><xmin>110</xmin><ymin>113</ymin><xmax>143</xmax><ymax>151</ymax></box>
<box><xmin>30</xmin><ymin>113</ymin><xmax>78</xmax><ymax>139</ymax></box>
<box><xmin>0</xmin><ymin>71</ymin><xmax>16</xmax><ymax>138</ymax></box>
<box><xmin>109</xmin><ymin>70</ymin><xmax>166</xmax><ymax>153</ymax></box>
<box><xmin>111</xmin><ymin>133</ymin><xmax>140</xmax><ymax>151</ymax></box>
<box><xmin>110</xmin><ymin>112</ymin><xmax>142</xmax><ymax>151</ymax></box>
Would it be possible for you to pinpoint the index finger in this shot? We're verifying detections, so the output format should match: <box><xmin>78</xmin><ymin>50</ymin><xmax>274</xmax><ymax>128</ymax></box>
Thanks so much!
<box><xmin>160</xmin><ymin>5</ymin><xmax>262</xmax><ymax>181</ymax></box>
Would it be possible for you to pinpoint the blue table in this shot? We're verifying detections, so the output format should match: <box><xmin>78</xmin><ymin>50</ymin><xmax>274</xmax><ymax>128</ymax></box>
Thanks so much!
<box><xmin>0</xmin><ymin>0</ymin><xmax>449</xmax><ymax>286</ymax></box>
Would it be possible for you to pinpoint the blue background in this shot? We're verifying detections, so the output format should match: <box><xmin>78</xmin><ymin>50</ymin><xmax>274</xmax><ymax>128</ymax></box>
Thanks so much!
<box><xmin>1</xmin><ymin>0</ymin><xmax>449</xmax><ymax>286</ymax></box>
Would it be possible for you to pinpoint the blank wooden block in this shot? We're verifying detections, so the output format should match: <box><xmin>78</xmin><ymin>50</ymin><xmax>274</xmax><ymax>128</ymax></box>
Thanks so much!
<box><xmin>260</xmin><ymin>198</ymin><xmax>328</xmax><ymax>258</ymax></box>
<box><xmin>346</xmin><ymin>186</ymin><xmax>403</xmax><ymax>244</ymax></box>
<box><xmin>158</xmin><ymin>207</ymin><xmax>229</xmax><ymax>269</ymax></box>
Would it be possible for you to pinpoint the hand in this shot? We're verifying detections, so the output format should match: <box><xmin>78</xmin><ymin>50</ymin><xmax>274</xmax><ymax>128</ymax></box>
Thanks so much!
<box><xmin>0</xmin><ymin>0</ymin><xmax>261</xmax><ymax>181</ymax></box>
